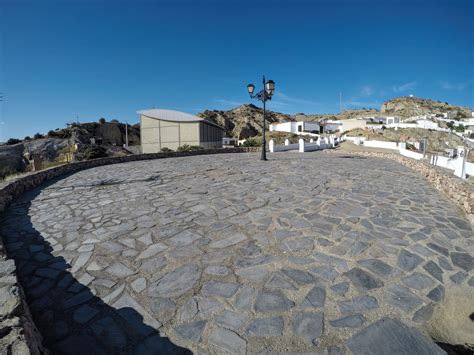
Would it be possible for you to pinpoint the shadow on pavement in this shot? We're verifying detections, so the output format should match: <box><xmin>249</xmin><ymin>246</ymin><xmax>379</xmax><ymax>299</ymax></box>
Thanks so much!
<box><xmin>0</xmin><ymin>178</ymin><xmax>191</xmax><ymax>354</ymax></box>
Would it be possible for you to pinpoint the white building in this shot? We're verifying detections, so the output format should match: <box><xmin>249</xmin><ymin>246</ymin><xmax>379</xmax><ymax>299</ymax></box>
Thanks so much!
<box><xmin>416</xmin><ymin>119</ymin><xmax>439</xmax><ymax>130</ymax></box>
<box><xmin>269</xmin><ymin>121</ymin><xmax>321</xmax><ymax>135</ymax></box>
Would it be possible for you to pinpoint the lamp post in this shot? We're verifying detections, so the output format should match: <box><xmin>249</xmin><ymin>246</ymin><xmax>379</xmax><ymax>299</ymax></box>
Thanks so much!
<box><xmin>247</xmin><ymin>76</ymin><xmax>275</xmax><ymax>161</ymax></box>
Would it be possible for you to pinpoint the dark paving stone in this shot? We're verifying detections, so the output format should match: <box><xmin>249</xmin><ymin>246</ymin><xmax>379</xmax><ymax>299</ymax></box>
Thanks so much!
<box><xmin>62</xmin><ymin>290</ymin><xmax>94</xmax><ymax>309</ymax></box>
<box><xmin>281</xmin><ymin>268</ymin><xmax>317</xmax><ymax>285</ymax></box>
<box><xmin>426</xmin><ymin>243</ymin><xmax>449</xmax><ymax>257</ymax></box>
<box><xmin>73</xmin><ymin>305</ymin><xmax>99</xmax><ymax>324</ymax></box>
<box><xmin>134</xmin><ymin>334</ymin><xmax>191</xmax><ymax>355</ymax></box>
<box><xmin>174</xmin><ymin>320</ymin><xmax>207</xmax><ymax>342</ymax></box>
<box><xmin>201</xmin><ymin>281</ymin><xmax>240</xmax><ymax>298</ymax></box>
<box><xmin>427</xmin><ymin>285</ymin><xmax>445</xmax><ymax>302</ymax></box>
<box><xmin>310</xmin><ymin>265</ymin><xmax>339</xmax><ymax>281</ymax></box>
<box><xmin>255</xmin><ymin>291</ymin><xmax>294</xmax><ymax>312</ymax></box>
<box><xmin>208</xmin><ymin>327</ymin><xmax>246</xmax><ymax>355</ymax></box>
<box><xmin>54</xmin><ymin>334</ymin><xmax>105</xmax><ymax>354</ymax></box>
<box><xmin>450</xmin><ymin>252</ymin><xmax>474</xmax><ymax>272</ymax></box>
<box><xmin>292</xmin><ymin>312</ymin><xmax>323</xmax><ymax>344</ymax></box>
<box><xmin>449</xmin><ymin>217</ymin><xmax>472</xmax><ymax>231</ymax></box>
<box><xmin>347</xmin><ymin>318</ymin><xmax>445</xmax><ymax>354</ymax></box>
<box><xmin>149</xmin><ymin>264</ymin><xmax>200</xmax><ymax>298</ymax></box>
<box><xmin>338</xmin><ymin>295</ymin><xmax>379</xmax><ymax>314</ymax></box>
<box><xmin>401</xmin><ymin>272</ymin><xmax>435</xmax><ymax>290</ymax></box>
<box><xmin>331</xmin><ymin>282</ymin><xmax>349</xmax><ymax>297</ymax></box>
<box><xmin>437</xmin><ymin>256</ymin><xmax>453</xmax><ymax>271</ymax></box>
<box><xmin>301</xmin><ymin>286</ymin><xmax>326</xmax><ymax>308</ymax></box>
<box><xmin>423</xmin><ymin>261</ymin><xmax>444</xmax><ymax>283</ymax></box>
<box><xmin>265</xmin><ymin>272</ymin><xmax>296</xmax><ymax>290</ymax></box>
<box><xmin>412</xmin><ymin>304</ymin><xmax>435</xmax><ymax>323</ymax></box>
<box><xmin>385</xmin><ymin>285</ymin><xmax>423</xmax><ymax>313</ymax></box>
<box><xmin>246</xmin><ymin>317</ymin><xmax>284</xmax><ymax>336</ymax></box>
<box><xmin>343</xmin><ymin>268</ymin><xmax>383</xmax><ymax>290</ymax></box>
<box><xmin>450</xmin><ymin>271</ymin><xmax>468</xmax><ymax>284</ymax></box>
<box><xmin>330</xmin><ymin>314</ymin><xmax>365</xmax><ymax>328</ymax></box>
<box><xmin>90</xmin><ymin>316</ymin><xmax>127</xmax><ymax>349</ymax></box>
<box><xmin>358</xmin><ymin>259</ymin><xmax>393</xmax><ymax>277</ymax></box>
<box><xmin>149</xmin><ymin>297</ymin><xmax>176</xmax><ymax>324</ymax></box>
<box><xmin>397</xmin><ymin>250</ymin><xmax>423</xmax><ymax>272</ymax></box>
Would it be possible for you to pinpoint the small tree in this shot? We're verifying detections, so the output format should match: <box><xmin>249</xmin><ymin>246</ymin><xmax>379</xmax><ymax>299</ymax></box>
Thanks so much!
<box><xmin>24</xmin><ymin>136</ymin><xmax>32</xmax><ymax>141</ymax></box>
<box><xmin>242</xmin><ymin>138</ymin><xmax>260</xmax><ymax>147</ymax></box>
<box><xmin>33</xmin><ymin>133</ymin><xmax>44</xmax><ymax>139</ymax></box>
<box><xmin>6</xmin><ymin>138</ymin><xmax>21</xmax><ymax>145</ymax></box>
<box><xmin>83</xmin><ymin>146</ymin><xmax>107</xmax><ymax>160</ymax></box>
<box><xmin>99</xmin><ymin>118</ymin><xmax>106</xmax><ymax>124</ymax></box>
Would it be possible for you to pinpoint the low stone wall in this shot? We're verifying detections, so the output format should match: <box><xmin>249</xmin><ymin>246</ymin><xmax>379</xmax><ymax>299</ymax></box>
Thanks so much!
<box><xmin>0</xmin><ymin>147</ymin><xmax>258</xmax><ymax>352</ymax></box>
<box><xmin>327</xmin><ymin>150</ymin><xmax>474</xmax><ymax>225</ymax></box>
<box><xmin>0</xmin><ymin>240</ymin><xmax>46</xmax><ymax>354</ymax></box>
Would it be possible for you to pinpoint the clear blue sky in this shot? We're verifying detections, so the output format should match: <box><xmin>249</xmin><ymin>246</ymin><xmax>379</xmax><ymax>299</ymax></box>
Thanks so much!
<box><xmin>1</xmin><ymin>0</ymin><xmax>473</xmax><ymax>141</ymax></box>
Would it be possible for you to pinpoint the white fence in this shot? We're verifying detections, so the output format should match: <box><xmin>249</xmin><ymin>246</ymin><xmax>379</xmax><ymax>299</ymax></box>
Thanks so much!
<box><xmin>269</xmin><ymin>139</ymin><xmax>299</xmax><ymax>152</ymax></box>
<box><xmin>399</xmin><ymin>149</ymin><xmax>424</xmax><ymax>160</ymax></box>
<box><xmin>269</xmin><ymin>135</ymin><xmax>340</xmax><ymax>153</ymax></box>
<box><xmin>346</xmin><ymin>136</ymin><xmax>473</xmax><ymax>178</ymax></box>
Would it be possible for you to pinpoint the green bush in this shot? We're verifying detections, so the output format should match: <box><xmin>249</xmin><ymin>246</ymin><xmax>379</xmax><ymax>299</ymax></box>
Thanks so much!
<box><xmin>6</xmin><ymin>138</ymin><xmax>21</xmax><ymax>145</ymax></box>
<box><xmin>177</xmin><ymin>144</ymin><xmax>191</xmax><ymax>152</ymax></box>
<box><xmin>33</xmin><ymin>133</ymin><xmax>44</xmax><ymax>139</ymax></box>
<box><xmin>242</xmin><ymin>138</ymin><xmax>260</xmax><ymax>147</ymax></box>
<box><xmin>82</xmin><ymin>146</ymin><xmax>108</xmax><ymax>160</ymax></box>
<box><xmin>99</xmin><ymin>118</ymin><xmax>106</xmax><ymax>124</ymax></box>
<box><xmin>161</xmin><ymin>147</ymin><xmax>173</xmax><ymax>153</ymax></box>
<box><xmin>189</xmin><ymin>145</ymin><xmax>204</xmax><ymax>151</ymax></box>
<box><xmin>24</xmin><ymin>136</ymin><xmax>32</xmax><ymax>141</ymax></box>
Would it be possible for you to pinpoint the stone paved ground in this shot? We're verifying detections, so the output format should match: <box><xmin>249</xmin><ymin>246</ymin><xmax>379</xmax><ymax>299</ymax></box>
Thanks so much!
<box><xmin>1</xmin><ymin>152</ymin><xmax>473</xmax><ymax>354</ymax></box>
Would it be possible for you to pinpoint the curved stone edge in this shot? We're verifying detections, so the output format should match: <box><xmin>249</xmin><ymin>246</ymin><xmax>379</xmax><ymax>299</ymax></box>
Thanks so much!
<box><xmin>326</xmin><ymin>150</ymin><xmax>474</xmax><ymax>225</ymax></box>
<box><xmin>0</xmin><ymin>239</ymin><xmax>47</xmax><ymax>354</ymax></box>
<box><xmin>0</xmin><ymin>147</ymin><xmax>258</xmax><ymax>353</ymax></box>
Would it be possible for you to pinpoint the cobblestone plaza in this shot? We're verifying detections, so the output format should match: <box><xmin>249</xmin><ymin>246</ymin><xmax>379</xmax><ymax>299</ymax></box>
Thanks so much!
<box><xmin>1</xmin><ymin>152</ymin><xmax>473</xmax><ymax>353</ymax></box>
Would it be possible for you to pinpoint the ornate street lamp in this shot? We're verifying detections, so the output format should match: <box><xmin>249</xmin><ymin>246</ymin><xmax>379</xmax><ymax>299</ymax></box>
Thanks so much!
<box><xmin>247</xmin><ymin>76</ymin><xmax>275</xmax><ymax>161</ymax></box>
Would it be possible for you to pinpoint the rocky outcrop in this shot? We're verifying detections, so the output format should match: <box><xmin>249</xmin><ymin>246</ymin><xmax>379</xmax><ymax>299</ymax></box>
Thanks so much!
<box><xmin>381</xmin><ymin>96</ymin><xmax>472</xmax><ymax>118</ymax></box>
<box><xmin>0</xmin><ymin>121</ymin><xmax>141</xmax><ymax>179</ymax></box>
<box><xmin>199</xmin><ymin>104</ymin><xmax>294</xmax><ymax>139</ymax></box>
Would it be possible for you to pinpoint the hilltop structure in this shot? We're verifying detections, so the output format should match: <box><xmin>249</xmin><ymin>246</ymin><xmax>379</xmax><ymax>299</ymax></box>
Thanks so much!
<box><xmin>138</xmin><ymin>109</ymin><xmax>224</xmax><ymax>153</ymax></box>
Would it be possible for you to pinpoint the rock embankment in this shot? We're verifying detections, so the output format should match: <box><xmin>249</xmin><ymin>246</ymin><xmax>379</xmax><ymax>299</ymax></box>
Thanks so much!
<box><xmin>0</xmin><ymin>240</ymin><xmax>46</xmax><ymax>354</ymax></box>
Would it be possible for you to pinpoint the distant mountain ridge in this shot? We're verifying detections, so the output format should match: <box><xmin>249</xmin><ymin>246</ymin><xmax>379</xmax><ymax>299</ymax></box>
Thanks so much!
<box><xmin>199</xmin><ymin>96</ymin><xmax>473</xmax><ymax>138</ymax></box>
<box><xmin>381</xmin><ymin>96</ymin><xmax>472</xmax><ymax>118</ymax></box>
<box><xmin>198</xmin><ymin>104</ymin><xmax>293</xmax><ymax>139</ymax></box>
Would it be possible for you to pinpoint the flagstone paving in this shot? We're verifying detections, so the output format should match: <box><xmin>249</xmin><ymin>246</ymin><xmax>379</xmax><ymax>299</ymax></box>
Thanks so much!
<box><xmin>1</xmin><ymin>152</ymin><xmax>473</xmax><ymax>354</ymax></box>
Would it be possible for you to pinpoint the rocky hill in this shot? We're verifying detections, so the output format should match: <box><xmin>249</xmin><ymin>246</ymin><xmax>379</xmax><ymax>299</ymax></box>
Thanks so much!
<box><xmin>198</xmin><ymin>104</ymin><xmax>294</xmax><ymax>138</ymax></box>
<box><xmin>0</xmin><ymin>120</ymin><xmax>140</xmax><ymax>179</ymax></box>
<box><xmin>381</xmin><ymin>96</ymin><xmax>472</xmax><ymax>118</ymax></box>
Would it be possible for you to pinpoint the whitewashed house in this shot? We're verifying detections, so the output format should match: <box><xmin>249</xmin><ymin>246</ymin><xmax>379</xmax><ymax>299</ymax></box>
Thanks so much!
<box><xmin>269</xmin><ymin>121</ymin><xmax>322</xmax><ymax>135</ymax></box>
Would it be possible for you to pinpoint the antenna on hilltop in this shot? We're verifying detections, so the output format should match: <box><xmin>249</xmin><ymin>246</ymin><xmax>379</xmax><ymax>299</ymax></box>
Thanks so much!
<box><xmin>339</xmin><ymin>92</ymin><xmax>344</xmax><ymax>113</ymax></box>
<box><xmin>76</xmin><ymin>114</ymin><xmax>79</xmax><ymax>123</ymax></box>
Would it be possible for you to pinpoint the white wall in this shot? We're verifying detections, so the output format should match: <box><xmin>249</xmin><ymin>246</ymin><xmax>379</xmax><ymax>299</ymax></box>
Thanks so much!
<box><xmin>363</xmin><ymin>141</ymin><xmax>399</xmax><ymax>150</ymax></box>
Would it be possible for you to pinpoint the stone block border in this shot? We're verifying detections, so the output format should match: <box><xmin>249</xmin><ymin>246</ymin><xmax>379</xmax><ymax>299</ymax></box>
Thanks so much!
<box><xmin>326</xmin><ymin>150</ymin><xmax>474</xmax><ymax>225</ymax></box>
<box><xmin>0</xmin><ymin>147</ymin><xmax>258</xmax><ymax>353</ymax></box>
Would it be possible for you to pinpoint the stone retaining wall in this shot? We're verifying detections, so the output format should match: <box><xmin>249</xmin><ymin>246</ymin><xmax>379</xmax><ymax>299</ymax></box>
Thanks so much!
<box><xmin>327</xmin><ymin>150</ymin><xmax>474</xmax><ymax>225</ymax></box>
<box><xmin>0</xmin><ymin>147</ymin><xmax>258</xmax><ymax>353</ymax></box>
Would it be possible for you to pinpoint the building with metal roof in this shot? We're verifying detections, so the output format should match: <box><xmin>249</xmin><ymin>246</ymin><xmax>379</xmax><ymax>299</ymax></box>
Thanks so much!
<box><xmin>138</xmin><ymin>109</ymin><xmax>224</xmax><ymax>153</ymax></box>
